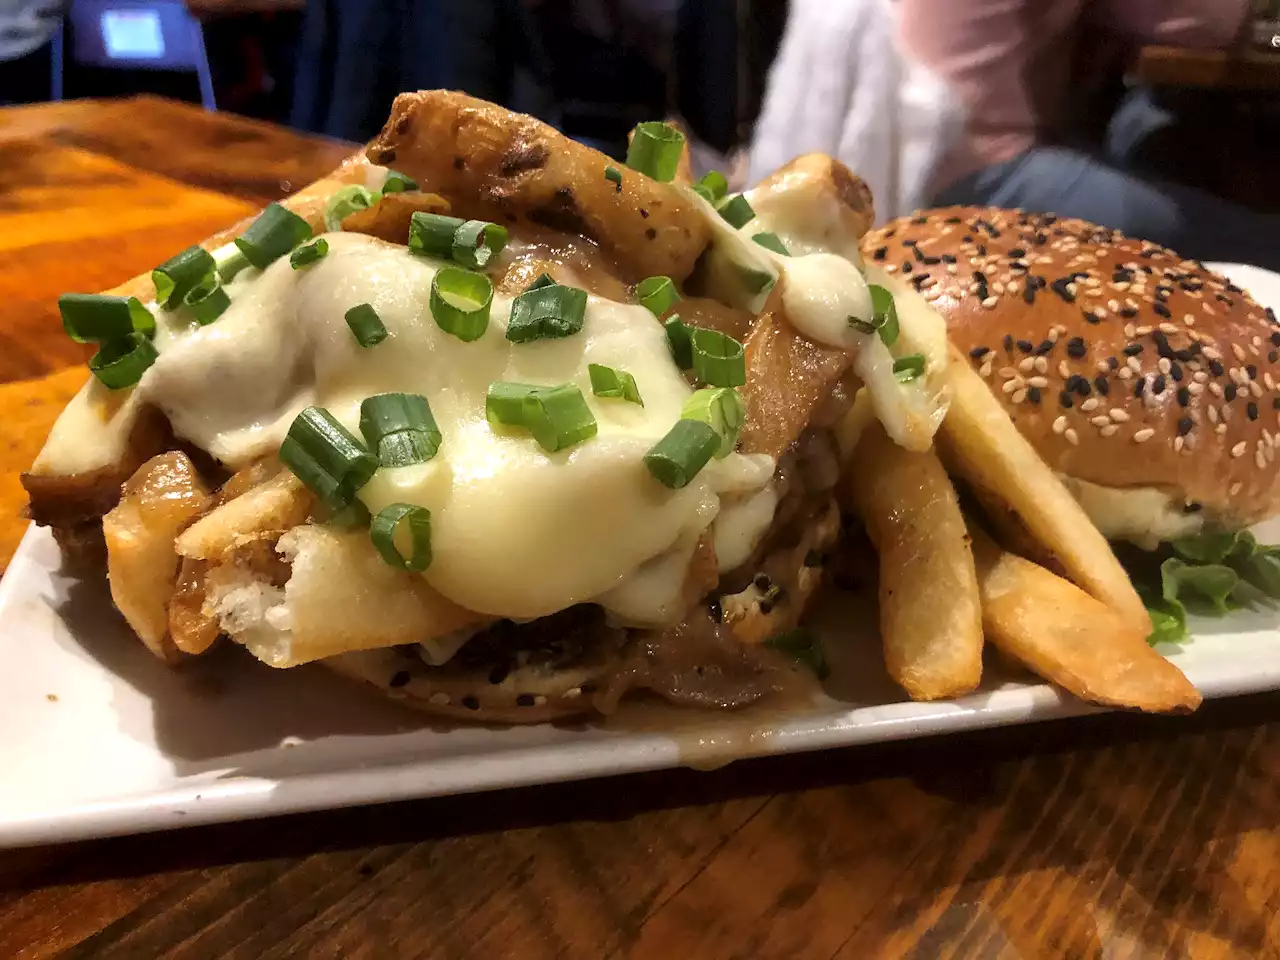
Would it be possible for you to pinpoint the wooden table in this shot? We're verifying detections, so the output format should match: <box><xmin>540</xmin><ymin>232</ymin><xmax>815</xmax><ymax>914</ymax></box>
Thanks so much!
<box><xmin>3</xmin><ymin>97</ymin><xmax>1280</xmax><ymax>959</ymax></box>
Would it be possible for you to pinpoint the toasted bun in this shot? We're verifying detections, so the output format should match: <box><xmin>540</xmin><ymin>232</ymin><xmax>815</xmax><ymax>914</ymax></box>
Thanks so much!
<box><xmin>863</xmin><ymin>207</ymin><xmax>1280</xmax><ymax>527</ymax></box>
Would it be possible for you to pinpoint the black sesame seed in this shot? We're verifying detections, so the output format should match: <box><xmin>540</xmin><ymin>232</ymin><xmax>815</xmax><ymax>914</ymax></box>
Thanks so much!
<box><xmin>1183</xmin><ymin>501</ymin><xmax>1203</xmax><ymax>514</ymax></box>
<box><xmin>488</xmin><ymin>662</ymin><xmax>511</xmax><ymax>685</ymax></box>
<box><xmin>1002</xmin><ymin>334</ymin><xmax>1014</xmax><ymax>352</ymax></box>
<box><xmin>1209</xmin><ymin>359</ymin><xmax>1225</xmax><ymax>377</ymax></box>
<box><xmin>1059</xmin><ymin>390</ymin><xmax>1074</xmax><ymax>409</ymax></box>
<box><xmin>516</xmin><ymin>693</ymin><xmax>536</xmax><ymax>707</ymax></box>
<box><xmin>1226</xmin><ymin>383</ymin><xmax>1239</xmax><ymax>402</ymax></box>
<box><xmin>1027</xmin><ymin>386</ymin><xmax>1042</xmax><ymax>404</ymax></box>
<box><xmin>872</xmin><ymin>246</ymin><xmax>887</xmax><ymax>261</ymax></box>
<box><xmin>976</xmin><ymin>244</ymin><xmax>988</xmax><ymax>256</ymax></box>
<box><xmin>1177</xmin><ymin>417</ymin><xmax>1193</xmax><ymax>436</ymax></box>
<box><xmin>972</xmin><ymin>270</ymin><xmax>986</xmax><ymax>283</ymax></box>
<box><xmin>912</xmin><ymin>215</ymin><xmax>928</xmax><ymax>225</ymax></box>
<box><xmin>1024</xmin><ymin>285</ymin><xmax>1037</xmax><ymax>305</ymax></box>
<box><xmin>1016</xmin><ymin>339</ymin><xmax>1034</xmax><ymax>354</ymax></box>
<box><xmin>1034</xmin><ymin>338</ymin><xmax>1054</xmax><ymax>355</ymax></box>
<box><xmin>1227</xmin><ymin>282</ymin><xmax>1243</xmax><ymax>294</ymax></box>
<box><xmin>1107</xmin><ymin>356</ymin><xmax>1119</xmax><ymax>369</ymax></box>
<box><xmin>1174</xmin><ymin>347</ymin><xmax>1197</xmax><ymax>363</ymax></box>
<box><xmin>1134</xmin><ymin>377</ymin><xmax>1146</xmax><ymax>398</ymax></box>
<box><xmin>1248</xmin><ymin>402</ymin><xmax>1259</xmax><ymax>420</ymax></box>
<box><xmin>902</xmin><ymin>261</ymin><xmax>913</xmax><ymax>273</ymax></box>
<box><xmin>1152</xmin><ymin>331</ymin><xmax>1175</xmax><ymax>359</ymax></box>
<box><xmin>753</xmin><ymin>573</ymin><xmax>772</xmax><ymax>591</ymax></box>
<box><xmin>1083</xmin><ymin>309</ymin><xmax>1101</xmax><ymax>325</ymax></box>
<box><xmin>1009</xmin><ymin>247</ymin><xmax>1026</xmax><ymax>258</ymax></box>
<box><xmin>389</xmin><ymin>670</ymin><xmax>411</xmax><ymax>688</ymax></box>
<box><xmin>1035</xmin><ymin>232</ymin><xmax>1048</xmax><ymax>245</ymax></box>
<box><xmin>462</xmin><ymin>695</ymin><xmax>481</xmax><ymax>711</ymax></box>
<box><xmin>1120</xmin><ymin>306</ymin><xmax>1139</xmax><ymax>318</ymax></box>
<box><xmin>1272</xmin><ymin>332</ymin><xmax>1280</xmax><ymax>347</ymax></box>
<box><xmin>1273</xmin><ymin>397</ymin><xmax>1280</xmax><ymax>410</ymax></box>
<box><xmin>1094</xmin><ymin>375</ymin><xmax>1110</xmax><ymax>396</ymax></box>
<box><xmin>1153</xmin><ymin>302</ymin><xmax>1171</xmax><ymax>318</ymax></box>
<box><xmin>1050</xmin><ymin>277</ymin><xmax>1076</xmax><ymax>303</ymax></box>
<box><xmin>1177</xmin><ymin>386</ymin><xmax>1191</xmax><ymax>407</ymax></box>
<box><xmin>944</xmin><ymin>216</ymin><xmax>962</xmax><ymax>224</ymax></box>
<box><xmin>1066</xmin><ymin>337</ymin><xmax>1086</xmax><ymax>358</ymax></box>
<box><xmin>903</xmin><ymin>238</ymin><xmax>918</xmax><ymax>247</ymax></box>
<box><xmin>962</xmin><ymin>234</ymin><xmax>973</xmax><ymax>243</ymax></box>
<box><xmin>1124</xmin><ymin>343</ymin><xmax>1143</xmax><ymax>356</ymax></box>
<box><xmin>1246</xmin><ymin>364</ymin><xmax>1258</xmax><ymax>380</ymax></box>
<box><xmin>1152</xmin><ymin>374</ymin><xmax>1167</xmax><ymax>394</ymax></box>
<box><xmin>941</xmin><ymin>253</ymin><xmax>957</xmax><ymax>263</ymax></box>
<box><xmin>1170</xmin><ymin>361</ymin><xmax>1184</xmax><ymax>382</ymax></box>
<box><xmin>911</xmin><ymin>244</ymin><xmax>926</xmax><ymax>261</ymax></box>
<box><xmin>1270</xmin><ymin>351</ymin><xmax>1279</xmax><ymax>364</ymax></box>
<box><xmin>1267</xmin><ymin>307</ymin><xmax>1276</xmax><ymax>323</ymax></box>
<box><xmin>911</xmin><ymin>273</ymin><xmax>929</xmax><ymax>290</ymax></box>
<box><xmin>969</xmin><ymin>345</ymin><xmax>990</xmax><ymax>359</ymax></box>
<box><xmin>921</xmin><ymin>255</ymin><xmax>942</xmax><ymax>266</ymax></box>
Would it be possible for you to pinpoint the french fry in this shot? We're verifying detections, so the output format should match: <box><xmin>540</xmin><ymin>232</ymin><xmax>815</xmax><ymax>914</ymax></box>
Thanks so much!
<box><xmin>844</xmin><ymin>422</ymin><xmax>983</xmax><ymax>700</ymax></box>
<box><xmin>969</xmin><ymin>526</ymin><xmax>1201</xmax><ymax>713</ymax></box>
<box><xmin>937</xmin><ymin>343</ymin><xmax>1150</xmax><ymax>635</ymax></box>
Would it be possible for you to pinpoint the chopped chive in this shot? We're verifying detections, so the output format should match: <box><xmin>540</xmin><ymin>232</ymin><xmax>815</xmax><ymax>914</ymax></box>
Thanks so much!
<box><xmin>506</xmin><ymin>282</ymin><xmax>588</xmax><ymax>343</ymax></box>
<box><xmin>451</xmin><ymin>219</ymin><xmax>509</xmax><ymax>270</ymax></box>
<box><xmin>690</xmin><ymin>328</ymin><xmax>746</xmax><ymax>387</ymax></box>
<box><xmin>151</xmin><ymin>245</ymin><xmax>215</xmax><ymax>308</ymax></box>
<box><xmin>665</xmin><ymin>315</ymin><xmax>694</xmax><ymax>369</ymax></box>
<box><xmin>680</xmin><ymin>387</ymin><xmax>744</xmax><ymax>458</ymax></box>
<box><xmin>278</xmin><ymin>406</ymin><xmax>377</xmax><ymax>511</ymax></box>
<box><xmin>893</xmin><ymin>353</ymin><xmax>927</xmax><ymax>382</ymax></box>
<box><xmin>717</xmin><ymin>194</ymin><xmax>754</xmax><ymax>230</ymax></box>
<box><xmin>88</xmin><ymin>334</ymin><xmax>158</xmax><ymax>390</ymax></box>
<box><xmin>360</xmin><ymin>392</ymin><xmax>441</xmax><ymax>467</ymax></box>
<box><xmin>636</xmin><ymin>275</ymin><xmax>679</xmax><ymax>317</ymax></box>
<box><xmin>693</xmin><ymin>170</ymin><xmax>728</xmax><ymax>205</ymax></box>
<box><xmin>234</xmin><ymin>203</ymin><xmax>313</xmax><ymax>269</ymax></box>
<box><xmin>381</xmin><ymin>170</ymin><xmax>418</xmax><ymax>194</ymax></box>
<box><xmin>408</xmin><ymin>212</ymin><xmax>466</xmax><ymax>259</ymax></box>
<box><xmin>183</xmin><ymin>276</ymin><xmax>230</xmax><ymax>325</ymax></box>
<box><xmin>323</xmin><ymin>185</ymin><xmax>378</xmax><ymax>232</ymax></box>
<box><xmin>485</xmin><ymin>382</ymin><xmax>598</xmax><ymax>452</ymax></box>
<box><xmin>644</xmin><ymin>419</ymin><xmax>720</xmax><ymax>488</ymax></box>
<box><xmin>625</xmin><ymin>121</ymin><xmax>685</xmax><ymax>182</ymax></box>
<box><xmin>431</xmin><ymin>267</ymin><xmax>492</xmax><ymax>342</ymax></box>
<box><xmin>588</xmin><ymin>363</ymin><xmax>643</xmax><ymax>406</ymax></box>
<box><xmin>752</xmin><ymin>232</ymin><xmax>789</xmax><ymax>256</ymax></box>
<box><xmin>290</xmin><ymin>238</ymin><xmax>330</xmax><ymax>269</ymax></box>
<box><xmin>370</xmin><ymin>503</ymin><xmax>432</xmax><ymax>571</ymax></box>
<box><xmin>58</xmin><ymin>293</ymin><xmax>155</xmax><ymax>343</ymax></box>
<box><xmin>345</xmin><ymin>303</ymin><xmax>388</xmax><ymax>348</ymax></box>
<box><xmin>604</xmin><ymin>165</ymin><xmax>623</xmax><ymax>188</ymax></box>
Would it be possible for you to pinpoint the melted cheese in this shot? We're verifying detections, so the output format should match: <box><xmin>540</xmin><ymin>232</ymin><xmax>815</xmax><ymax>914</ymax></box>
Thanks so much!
<box><xmin>1059</xmin><ymin>476</ymin><xmax>1204</xmax><ymax>549</ymax></box>
<box><xmin>37</xmin><ymin>232</ymin><xmax>774</xmax><ymax>625</ymax></box>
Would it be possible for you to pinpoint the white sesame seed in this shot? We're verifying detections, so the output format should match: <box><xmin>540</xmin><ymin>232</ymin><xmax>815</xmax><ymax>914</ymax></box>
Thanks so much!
<box><xmin>1053</xmin><ymin>416</ymin><xmax>1068</xmax><ymax>435</ymax></box>
<box><xmin>1028</xmin><ymin>376</ymin><xmax>1049</xmax><ymax>388</ymax></box>
<box><xmin>1268</xmin><ymin>446</ymin><xmax>1276</xmax><ymax>464</ymax></box>
<box><xmin>1037</xmin><ymin>254</ymin><xmax>1053</xmax><ymax>265</ymax></box>
<box><xmin>982</xmin><ymin>296</ymin><xmax>998</xmax><ymax>309</ymax></box>
<box><xmin>1124</xmin><ymin>323</ymin><xmax>1137</xmax><ymax>339</ymax></box>
<box><xmin>947</xmin><ymin>264</ymin><xmax>958</xmax><ymax>275</ymax></box>
<box><xmin>1101</xmin><ymin>425</ymin><xmax>1120</xmax><ymax>438</ymax></box>
<box><xmin>886</xmin><ymin>264</ymin><xmax>898</xmax><ymax>274</ymax></box>
<box><xmin>1034</xmin><ymin>356</ymin><xmax>1048</xmax><ymax>374</ymax></box>
<box><xmin>1217</xmin><ymin>422</ymin><xmax>1228</xmax><ymax>435</ymax></box>
<box><xmin>1251</xmin><ymin>382</ymin><xmax>1264</xmax><ymax>399</ymax></box>
<box><xmin>1174</xmin><ymin>436</ymin><xmax>1184</xmax><ymax>453</ymax></box>
<box><xmin>1081</xmin><ymin>397</ymin><xmax>1100</xmax><ymax>412</ymax></box>
<box><xmin>1230</xmin><ymin>481</ymin><xmax>1243</xmax><ymax>496</ymax></box>
<box><xmin>1193</xmin><ymin>370</ymin><xmax>1208</xmax><ymax>383</ymax></box>
<box><xmin>1221</xmin><ymin>403</ymin><xmax>1232</xmax><ymax>421</ymax></box>
<box><xmin>1065</xmin><ymin>428</ymin><xmax>1079</xmax><ymax>445</ymax></box>
<box><xmin>1188</xmin><ymin>382</ymin><xmax>1204</xmax><ymax>395</ymax></box>
<box><xmin>1086</xmin><ymin>277</ymin><xmax>1101</xmax><ymax>288</ymax></box>
<box><xmin>1257</xmin><ymin>449</ymin><xmax>1267</xmax><ymax>471</ymax></box>
<box><xmin>1091</xmin><ymin>415</ymin><xmax>1112</xmax><ymax>428</ymax></box>
<box><xmin>1158</xmin><ymin>357</ymin><xmax>1172</xmax><ymax>374</ymax></box>
<box><xmin>429</xmin><ymin>692</ymin><xmax>450</xmax><ymax>705</ymax></box>
<box><xmin>1001</xmin><ymin>379</ymin><xmax>1020</xmax><ymax>395</ymax></box>
<box><xmin>1110</xmin><ymin>282</ymin><xmax>1129</xmax><ymax>292</ymax></box>
<box><xmin>1018</xmin><ymin>357</ymin><xmax>1035</xmax><ymax>373</ymax></box>
<box><xmin>1264</xmin><ymin>429</ymin><xmax>1275</xmax><ymax>448</ymax></box>
<box><xmin>1250</xmin><ymin>344</ymin><xmax>1262</xmax><ymax>358</ymax></box>
<box><xmin>1203</xmin><ymin>345</ymin><xmax>1221</xmax><ymax>360</ymax></box>
<box><xmin>1096</xmin><ymin>360</ymin><xmax>1111</xmax><ymax>373</ymax></box>
<box><xmin>1135</xmin><ymin>325</ymin><xmax>1153</xmax><ymax>336</ymax></box>
<box><xmin>992</xmin><ymin>282</ymin><xmax>1005</xmax><ymax>295</ymax></box>
<box><xmin>1109</xmin><ymin>408</ymin><xmax>1131</xmax><ymax>422</ymax></box>
<box><xmin>999</xmin><ymin>365</ymin><xmax>1018</xmax><ymax>378</ymax></box>
<box><xmin>1012</xmin><ymin>389</ymin><xmax>1028</xmax><ymax>404</ymax></box>
<box><xmin>984</xmin><ymin>265</ymin><xmax>997</xmax><ymax>277</ymax></box>
<box><xmin>1209</xmin><ymin>382</ymin><xmax>1223</xmax><ymax>397</ymax></box>
<box><xmin>1107</xmin><ymin>298</ymin><xmax>1120</xmax><ymax>311</ymax></box>
<box><xmin>982</xmin><ymin>350</ymin><xmax>997</xmax><ymax>365</ymax></box>
<box><xmin>1253</xmin><ymin>335</ymin><xmax>1263</xmax><ymax>348</ymax></box>
<box><xmin>1048</xmin><ymin>327</ymin><xmax>1061</xmax><ymax>342</ymax></box>
<box><xmin>1118</xmin><ymin>367</ymin><xmax>1134</xmax><ymax>381</ymax></box>
<box><xmin>1202</xmin><ymin>301</ymin><xmax>1215</xmax><ymax>314</ymax></box>
<box><xmin>1007</xmin><ymin>280</ymin><xmax>1020</xmax><ymax>294</ymax></box>
<box><xmin>534</xmin><ymin>694</ymin><xmax>548</xmax><ymax>706</ymax></box>
<box><xmin>980</xmin><ymin>362</ymin><xmax>993</xmax><ymax>378</ymax></box>
<box><xmin>1133</xmin><ymin>428</ymin><xmax>1155</xmax><ymax>443</ymax></box>
<box><xmin>1232</xmin><ymin>441</ymin><xmax>1247</xmax><ymax>458</ymax></box>
<box><xmin>1232</xmin><ymin>343</ymin><xmax>1248</xmax><ymax>362</ymax></box>
<box><xmin>563</xmin><ymin>687</ymin><xmax>582</xmax><ymax>699</ymax></box>
<box><xmin>1125</xmin><ymin>297</ymin><xmax>1139</xmax><ymax>310</ymax></box>
<box><xmin>1127</xmin><ymin>356</ymin><xmax>1143</xmax><ymax>374</ymax></box>
<box><xmin>1265</xmin><ymin>372</ymin><xmax>1276</xmax><ymax>391</ymax></box>
<box><xmin>1093</xmin><ymin>307</ymin><xmax>1106</xmax><ymax>319</ymax></box>
<box><xmin>1059</xmin><ymin>360</ymin><xmax>1071</xmax><ymax>379</ymax></box>
<box><xmin>1184</xmin><ymin>314</ymin><xmax>1196</xmax><ymax>325</ymax></box>
<box><xmin>1208</xmin><ymin>405</ymin><xmax>1219</xmax><ymax>423</ymax></box>
<box><xmin>1159</xmin><ymin>322</ymin><xmax>1178</xmax><ymax>335</ymax></box>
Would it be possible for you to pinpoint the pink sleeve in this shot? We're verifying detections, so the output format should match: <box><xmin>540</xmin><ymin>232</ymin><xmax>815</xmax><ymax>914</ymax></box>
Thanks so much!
<box><xmin>1094</xmin><ymin>0</ymin><xmax>1250</xmax><ymax>48</ymax></box>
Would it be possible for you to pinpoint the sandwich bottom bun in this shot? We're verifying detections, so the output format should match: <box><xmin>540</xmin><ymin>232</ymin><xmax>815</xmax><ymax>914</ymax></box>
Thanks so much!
<box><xmin>862</xmin><ymin>207</ymin><xmax>1280</xmax><ymax>533</ymax></box>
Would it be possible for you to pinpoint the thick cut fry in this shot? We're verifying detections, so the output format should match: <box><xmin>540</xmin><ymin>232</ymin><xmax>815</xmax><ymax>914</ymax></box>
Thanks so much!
<box><xmin>969</xmin><ymin>527</ymin><xmax>1201</xmax><ymax>713</ymax></box>
<box><xmin>366</xmin><ymin>91</ymin><xmax>711</xmax><ymax>281</ymax></box>
<box><xmin>844</xmin><ymin>422</ymin><xmax>983</xmax><ymax>700</ymax></box>
<box><xmin>937</xmin><ymin>344</ymin><xmax>1149</xmax><ymax>635</ymax></box>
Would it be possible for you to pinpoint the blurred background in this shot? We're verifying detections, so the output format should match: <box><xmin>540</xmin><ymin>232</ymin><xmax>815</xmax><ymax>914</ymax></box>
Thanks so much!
<box><xmin>1</xmin><ymin>0</ymin><xmax>1278</xmax><ymax>262</ymax></box>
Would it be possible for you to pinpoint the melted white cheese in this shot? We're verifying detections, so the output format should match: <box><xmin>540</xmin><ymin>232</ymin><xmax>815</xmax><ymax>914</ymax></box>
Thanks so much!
<box><xmin>1059</xmin><ymin>476</ymin><xmax>1204</xmax><ymax>549</ymax></box>
<box><xmin>744</xmin><ymin>176</ymin><xmax>866</xmax><ymax>266</ymax></box>
<box><xmin>37</xmin><ymin>232</ymin><xmax>774</xmax><ymax>625</ymax></box>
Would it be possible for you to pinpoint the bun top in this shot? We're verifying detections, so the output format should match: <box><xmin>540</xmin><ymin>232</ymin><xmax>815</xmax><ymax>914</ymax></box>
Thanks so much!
<box><xmin>862</xmin><ymin>207</ymin><xmax>1280</xmax><ymax>527</ymax></box>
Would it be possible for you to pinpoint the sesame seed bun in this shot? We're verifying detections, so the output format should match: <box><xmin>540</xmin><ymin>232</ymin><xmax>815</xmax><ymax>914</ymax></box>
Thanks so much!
<box><xmin>862</xmin><ymin>207</ymin><xmax>1280</xmax><ymax>533</ymax></box>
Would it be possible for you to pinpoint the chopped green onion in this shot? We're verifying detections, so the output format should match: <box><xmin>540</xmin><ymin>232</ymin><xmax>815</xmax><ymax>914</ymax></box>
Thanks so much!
<box><xmin>506</xmin><ymin>282</ymin><xmax>588</xmax><ymax>343</ymax></box>
<box><xmin>431</xmin><ymin>267</ymin><xmax>492</xmax><ymax>342</ymax></box>
<box><xmin>370</xmin><ymin>503</ymin><xmax>433</xmax><ymax>571</ymax></box>
<box><xmin>59</xmin><ymin>293</ymin><xmax>155</xmax><ymax>343</ymax></box>
<box><xmin>345</xmin><ymin>303</ymin><xmax>388</xmax><ymax>348</ymax></box>
<box><xmin>183</xmin><ymin>276</ymin><xmax>230</xmax><ymax>325</ymax></box>
<box><xmin>151</xmin><ymin>245</ymin><xmax>215</xmax><ymax>308</ymax></box>
<box><xmin>452</xmin><ymin>220</ymin><xmax>509</xmax><ymax>269</ymax></box>
<box><xmin>665</xmin><ymin>315</ymin><xmax>693</xmax><ymax>369</ymax></box>
<box><xmin>323</xmin><ymin>185</ymin><xmax>378</xmax><ymax>232</ymax></box>
<box><xmin>88</xmin><ymin>334</ymin><xmax>158</xmax><ymax>389</ymax></box>
<box><xmin>626</xmin><ymin>121</ymin><xmax>685</xmax><ymax>182</ymax></box>
<box><xmin>752</xmin><ymin>232</ymin><xmax>790</xmax><ymax>256</ymax></box>
<box><xmin>852</xmin><ymin>284</ymin><xmax>900</xmax><ymax>346</ymax></box>
<box><xmin>278</xmin><ymin>406</ymin><xmax>377</xmax><ymax>511</ymax></box>
<box><xmin>604</xmin><ymin>165</ymin><xmax>623</xmax><ymax>189</ymax></box>
<box><xmin>636</xmin><ymin>275</ymin><xmax>679</xmax><ymax>317</ymax></box>
<box><xmin>588</xmin><ymin>363</ymin><xmax>643</xmax><ymax>406</ymax></box>
<box><xmin>408</xmin><ymin>212</ymin><xmax>465</xmax><ymax>259</ymax></box>
<box><xmin>681</xmin><ymin>387</ymin><xmax>744</xmax><ymax>458</ymax></box>
<box><xmin>717</xmin><ymin>194</ymin><xmax>755</xmax><ymax>230</ymax></box>
<box><xmin>235</xmin><ymin>203</ymin><xmax>313</xmax><ymax>269</ymax></box>
<box><xmin>527</xmin><ymin>272</ymin><xmax>556</xmax><ymax>291</ymax></box>
<box><xmin>381</xmin><ymin>170</ymin><xmax>418</xmax><ymax>194</ymax></box>
<box><xmin>212</xmin><ymin>242</ymin><xmax>250</xmax><ymax>283</ymax></box>
<box><xmin>693</xmin><ymin>170</ymin><xmax>729</xmax><ymax>205</ymax></box>
<box><xmin>644</xmin><ymin>419</ymin><xmax>720</xmax><ymax>489</ymax></box>
<box><xmin>290</xmin><ymin>238</ymin><xmax>329</xmax><ymax>269</ymax></box>
<box><xmin>485</xmin><ymin>382</ymin><xmax>598</xmax><ymax>452</ymax></box>
<box><xmin>893</xmin><ymin>354</ymin><xmax>927</xmax><ymax>383</ymax></box>
<box><xmin>360</xmin><ymin>392</ymin><xmax>441</xmax><ymax>466</ymax></box>
<box><xmin>691</xmin><ymin>328</ymin><xmax>746</xmax><ymax>387</ymax></box>
<box><xmin>764</xmin><ymin>628</ymin><xmax>830</xmax><ymax>680</ymax></box>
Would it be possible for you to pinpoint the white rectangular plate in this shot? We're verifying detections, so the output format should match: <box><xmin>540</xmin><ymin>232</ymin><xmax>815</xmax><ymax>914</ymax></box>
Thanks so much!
<box><xmin>1</xmin><ymin>262</ymin><xmax>1277</xmax><ymax>849</ymax></box>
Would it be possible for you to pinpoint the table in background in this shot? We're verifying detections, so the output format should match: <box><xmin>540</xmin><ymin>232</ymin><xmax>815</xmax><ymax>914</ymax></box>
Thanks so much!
<box><xmin>2</xmin><ymin>97</ymin><xmax>1280</xmax><ymax>960</ymax></box>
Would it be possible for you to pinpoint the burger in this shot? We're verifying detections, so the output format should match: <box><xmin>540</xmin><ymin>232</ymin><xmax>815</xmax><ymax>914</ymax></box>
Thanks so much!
<box><xmin>21</xmin><ymin>92</ymin><xmax>951</xmax><ymax>724</ymax></box>
<box><xmin>862</xmin><ymin>207</ymin><xmax>1280</xmax><ymax>639</ymax></box>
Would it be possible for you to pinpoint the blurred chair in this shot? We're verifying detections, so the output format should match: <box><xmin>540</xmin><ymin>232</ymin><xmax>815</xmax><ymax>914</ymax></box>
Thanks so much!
<box><xmin>51</xmin><ymin>0</ymin><xmax>215</xmax><ymax>108</ymax></box>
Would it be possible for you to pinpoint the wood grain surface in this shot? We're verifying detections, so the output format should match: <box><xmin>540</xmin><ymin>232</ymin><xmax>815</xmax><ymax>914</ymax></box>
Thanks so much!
<box><xmin>2</xmin><ymin>97</ymin><xmax>1280</xmax><ymax>960</ymax></box>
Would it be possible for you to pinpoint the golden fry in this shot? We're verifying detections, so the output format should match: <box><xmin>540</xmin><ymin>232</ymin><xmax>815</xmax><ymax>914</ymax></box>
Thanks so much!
<box><xmin>937</xmin><ymin>344</ymin><xmax>1150</xmax><ymax>634</ymax></box>
<box><xmin>844</xmin><ymin>422</ymin><xmax>983</xmax><ymax>700</ymax></box>
<box><xmin>969</xmin><ymin>526</ymin><xmax>1201</xmax><ymax>713</ymax></box>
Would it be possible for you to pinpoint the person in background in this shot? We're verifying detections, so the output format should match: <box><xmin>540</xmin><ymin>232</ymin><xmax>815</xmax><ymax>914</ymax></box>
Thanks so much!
<box><xmin>901</xmin><ymin>0</ymin><xmax>1280</xmax><ymax>270</ymax></box>
<box><xmin>0</xmin><ymin>0</ymin><xmax>67</xmax><ymax>103</ymax></box>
